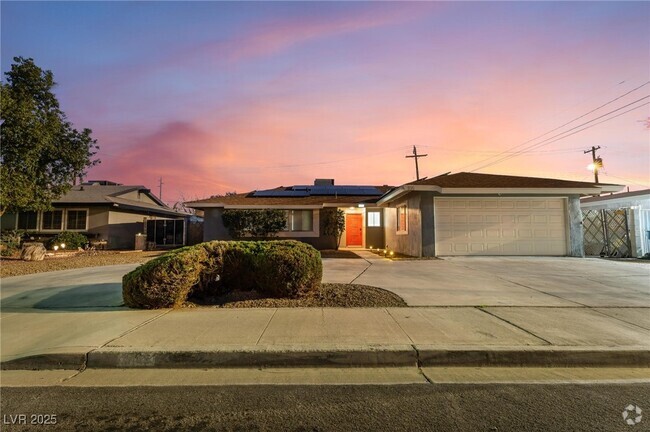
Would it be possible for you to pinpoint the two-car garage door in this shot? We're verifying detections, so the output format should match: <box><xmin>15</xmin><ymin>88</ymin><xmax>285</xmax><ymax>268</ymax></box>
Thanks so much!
<box><xmin>435</xmin><ymin>197</ymin><xmax>567</xmax><ymax>256</ymax></box>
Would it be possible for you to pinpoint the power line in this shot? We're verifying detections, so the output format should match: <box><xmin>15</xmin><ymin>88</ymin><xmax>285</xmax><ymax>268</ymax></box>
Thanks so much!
<box><xmin>466</xmin><ymin>97</ymin><xmax>649</xmax><ymax>172</ymax></box>
<box><xmin>453</xmin><ymin>81</ymin><xmax>650</xmax><ymax>172</ymax></box>
<box><xmin>470</xmin><ymin>101</ymin><xmax>648</xmax><ymax>172</ymax></box>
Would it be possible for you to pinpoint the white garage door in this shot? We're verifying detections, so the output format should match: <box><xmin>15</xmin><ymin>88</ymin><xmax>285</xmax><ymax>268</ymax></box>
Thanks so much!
<box><xmin>435</xmin><ymin>197</ymin><xmax>567</xmax><ymax>256</ymax></box>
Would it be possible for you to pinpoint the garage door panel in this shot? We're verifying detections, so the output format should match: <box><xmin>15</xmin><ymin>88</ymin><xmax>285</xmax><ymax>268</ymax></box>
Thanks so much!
<box><xmin>435</xmin><ymin>198</ymin><xmax>567</xmax><ymax>256</ymax></box>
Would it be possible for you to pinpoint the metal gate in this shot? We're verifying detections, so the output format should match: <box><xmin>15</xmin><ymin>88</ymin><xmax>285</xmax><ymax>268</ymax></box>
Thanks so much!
<box><xmin>582</xmin><ymin>209</ymin><xmax>632</xmax><ymax>257</ymax></box>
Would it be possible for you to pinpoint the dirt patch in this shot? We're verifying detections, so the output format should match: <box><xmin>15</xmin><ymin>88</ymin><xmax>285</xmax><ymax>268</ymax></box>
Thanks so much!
<box><xmin>320</xmin><ymin>250</ymin><xmax>362</xmax><ymax>259</ymax></box>
<box><xmin>0</xmin><ymin>251</ymin><xmax>165</xmax><ymax>278</ymax></box>
<box><xmin>186</xmin><ymin>283</ymin><xmax>407</xmax><ymax>308</ymax></box>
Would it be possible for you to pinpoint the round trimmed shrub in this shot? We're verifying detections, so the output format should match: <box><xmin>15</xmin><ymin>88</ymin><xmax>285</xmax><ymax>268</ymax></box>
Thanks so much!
<box><xmin>122</xmin><ymin>246</ymin><xmax>209</xmax><ymax>308</ymax></box>
<box><xmin>254</xmin><ymin>241</ymin><xmax>322</xmax><ymax>298</ymax></box>
<box><xmin>122</xmin><ymin>240</ymin><xmax>323</xmax><ymax>308</ymax></box>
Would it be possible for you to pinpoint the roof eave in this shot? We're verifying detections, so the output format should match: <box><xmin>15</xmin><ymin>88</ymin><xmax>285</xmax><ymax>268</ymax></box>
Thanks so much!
<box><xmin>377</xmin><ymin>184</ymin><xmax>625</xmax><ymax>203</ymax></box>
<box><xmin>377</xmin><ymin>185</ymin><xmax>442</xmax><ymax>205</ymax></box>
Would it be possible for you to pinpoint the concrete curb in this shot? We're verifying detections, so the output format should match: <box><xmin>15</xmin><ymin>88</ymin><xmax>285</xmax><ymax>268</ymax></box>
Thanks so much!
<box><xmin>417</xmin><ymin>346</ymin><xmax>650</xmax><ymax>367</ymax></box>
<box><xmin>1</xmin><ymin>352</ymin><xmax>87</xmax><ymax>371</ymax></box>
<box><xmin>87</xmin><ymin>345</ymin><xmax>418</xmax><ymax>369</ymax></box>
<box><xmin>2</xmin><ymin>345</ymin><xmax>650</xmax><ymax>370</ymax></box>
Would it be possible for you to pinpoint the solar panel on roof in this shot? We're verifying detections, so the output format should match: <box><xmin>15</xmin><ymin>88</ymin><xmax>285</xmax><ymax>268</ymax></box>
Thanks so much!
<box><xmin>252</xmin><ymin>190</ymin><xmax>309</xmax><ymax>197</ymax></box>
<box><xmin>252</xmin><ymin>185</ymin><xmax>383</xmax><ymax>197</ymax></box>
<box><xmin>306</xmin><ymin>186</ymin><xmax>382</xmax><ymax>196</ymax></box>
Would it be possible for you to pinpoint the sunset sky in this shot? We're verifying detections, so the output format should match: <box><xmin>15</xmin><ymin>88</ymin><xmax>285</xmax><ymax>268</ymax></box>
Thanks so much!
<box><xmin>2</xmin><ymin>1</ymin><xmax>649</xmax><ymax>204</ymax></box>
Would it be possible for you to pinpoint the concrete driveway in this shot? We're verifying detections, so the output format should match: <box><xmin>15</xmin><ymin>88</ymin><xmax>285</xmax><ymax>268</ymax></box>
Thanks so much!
<box><xmin>1</xmin><ymin>257</ymin><xmax>649</xmax><ymax>366</ymax></box>
<box><xmin>326</xmin><ymin>253</ymin><xmax>650</xmax><ymax>308</ymax></box>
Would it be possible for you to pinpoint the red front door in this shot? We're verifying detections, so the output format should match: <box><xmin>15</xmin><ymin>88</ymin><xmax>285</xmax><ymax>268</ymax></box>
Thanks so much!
<box><xmin>345</xmin><ymin>214</ymin><xmax>363</xmax><ymax>246</ymax></box>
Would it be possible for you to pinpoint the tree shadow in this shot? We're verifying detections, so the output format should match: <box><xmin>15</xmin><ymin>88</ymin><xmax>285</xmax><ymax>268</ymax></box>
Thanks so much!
<box><xmin>1</xmin><ymin>283</ymin><xmax>128</xmax><ymax>313</ymax></box>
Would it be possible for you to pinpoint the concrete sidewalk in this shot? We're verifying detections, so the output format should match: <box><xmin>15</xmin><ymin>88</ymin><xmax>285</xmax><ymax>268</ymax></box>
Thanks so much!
<box><xmin>3</xmin><ymin>306</ymin><xmax>649</xmax><ymax>369</ymax></box>
<box><xmin>2</xmin><ymin>257</ymin><xmax>649</xmax><ymax>370</ymax></box>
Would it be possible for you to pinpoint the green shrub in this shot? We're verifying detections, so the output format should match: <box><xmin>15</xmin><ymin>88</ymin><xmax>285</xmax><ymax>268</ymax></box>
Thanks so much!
<box><xmin>0</xmin><ymin>230</ymin><xmax>25</xmax><ymax>257</ymax></box>
<box><xmin>221</xmin><ymin>209</ymin><xmax>287</xmax><ymax>237</ymax></box>
<box><xmin>122</xmin><ymin>246</ymin><xmax>209</xmax><ymax>308</ymax></box>
<box><xmin>122</xmin><ymin>240</ymin><xmax>323</xmax><ymax>308</ymax></box>
<box><xmin>48</xmin><ymin>231</ymin><xmax>88</xmax><ymax>250</ymax></box>
<box><xmin>254</xmin><ymin>241</ymin><xmax>322</xmax><ymax>298</ymax></box>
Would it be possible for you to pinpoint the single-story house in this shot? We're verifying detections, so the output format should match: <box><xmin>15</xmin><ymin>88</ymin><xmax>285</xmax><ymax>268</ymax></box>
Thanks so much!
<box><xmin>1</xmin><ymin>180</ymin><xmax>190</xmax><ymax>249</ymax></box>
<box><xmin>581</xmin><ymin>189</ymin><xmax>650</xmax><ymax>257</ymax></box>
<box><xmin>186</xmin><ymin>173</ymin><xmax>623</xmax><ymax>257</ymax></box>
<box><xmin>186</xmin><ymin>179</ymin><xmax>392</xmax><ymax>250</ymax></box>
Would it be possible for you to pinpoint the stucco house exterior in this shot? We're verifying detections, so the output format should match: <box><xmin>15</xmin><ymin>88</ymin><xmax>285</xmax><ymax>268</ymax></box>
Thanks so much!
<box><xmin>377</xmin><ymin>172</ymin><xmax>621</xmax><ymax>257</ymax></box>
<box><xmin>186</xmin><ymin>179</ymin><xmax>392</xmax><ymax>250</ymax></box>
<box><xmin>581</xmin><ymin>189</ymin><xmax>650</xmax><ymax>257</ymax></box>
<box><xmin>1</xmin><ymin>180</ymin><xmax>190</xmax><ymax>249</ymax></box>
<box><xmin>187</xmin><ymin>173</ymin><xmax>623</xmax><ymax>257</ymax></box>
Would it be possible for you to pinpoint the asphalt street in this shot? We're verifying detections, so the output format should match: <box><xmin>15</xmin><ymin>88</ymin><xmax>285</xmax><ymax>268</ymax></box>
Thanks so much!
<box><xmin>2</xmin><ymin>383</ymin><xmax>648</xmax><ymax>432</ymax></box>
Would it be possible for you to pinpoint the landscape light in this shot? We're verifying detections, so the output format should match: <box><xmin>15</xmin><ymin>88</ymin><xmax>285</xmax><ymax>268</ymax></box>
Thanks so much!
<box><xmin>53</xmin><ymin>245</ymin><xmax>59</xmax><ymax>251</ymax></box>
<box><xmin>60</xmin><ymin>243</ymin><xmax>66</xmax><ymax>249</ymax></box>
<box><xmin>383</xmin><ymin>249</ymin><xmax>387</xmax><ymax>254</ymax></box>
<box><xmin>389</xmin><ymin>251</ymin><xmax>394</xmax><ymax>256</ymax></box>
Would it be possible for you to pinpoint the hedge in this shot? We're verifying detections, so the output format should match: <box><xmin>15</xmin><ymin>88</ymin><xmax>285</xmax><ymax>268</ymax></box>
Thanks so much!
<box><xmin>122</xmin><ymin>240</ymin><xmax>322</xmax><ymax>308</ymax></box>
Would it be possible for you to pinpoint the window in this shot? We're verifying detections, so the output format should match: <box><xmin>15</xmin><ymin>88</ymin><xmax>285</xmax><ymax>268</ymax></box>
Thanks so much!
<box><xmin>66</xmin><ymin>210</ymin><xmax>88</xmax><ymax>230</ymax></box>
<box><xmin>397</xmin><ymin>206</ymin><xmax>407</xmax><ymax>233</ymax></box>
<box><xmin>41</xmin><ymin>210</ymin><xmax>63</xmax><ymax>230</ymax></box>
<box><xmin>17</xmin><ymin>211</ymin><xmax>38</xmax><ymax>230</ymax></box>
<box><xmin>367</xmin><ymin>211</ymin><xmax>381</xmax><ymax>227</ymax></box>
<box><xmin>287</xmin><ymin>210</ymin><xmax>313</xmax><ymax>231</ymax></box>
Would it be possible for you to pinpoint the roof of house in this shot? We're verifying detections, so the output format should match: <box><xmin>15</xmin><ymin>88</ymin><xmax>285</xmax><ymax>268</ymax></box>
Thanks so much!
<box><xmin>406</xmin><ymin>172</ymin><xmax>619</xmax><ymax>189</ymax></box>
<box><xmin>378</xmin><ymin>172</ymin><xmax>624</xmax><ymax>205</ymax></box>
<box><xmin>581</xmin><ymin>188</ymin><xmax>650</xmax><ymax>203</ymax></box>
<box><xmin>186</xmin><ymin>185</ymin><xmax>393</xmax><ymax>208</ymax></box>
<box><xmin>53</xmin><ymin>184</ymin><xmax>187</xmax><ymax>217</ymax></box>
<box><xmin>53</xmin><ymin>185</ymin><xmax>151</xmax><ymax>204</ymax></box>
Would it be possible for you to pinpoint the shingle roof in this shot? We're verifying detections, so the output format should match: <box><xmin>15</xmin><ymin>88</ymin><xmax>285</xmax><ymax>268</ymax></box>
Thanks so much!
<box><xmin>52</xmin><ymin>185</ymin><xmax>187</xmax><ymax>217</ymax></box>
<box><xmin>407</xmin><ymin>172</ymin><xmax>617</xmax><ymax>189</ymax></box>
<box><xmin>186</xmin><ymin>186</ymin><xmax>393</xmax><ymax>207</ymax></box>
<box><xmin>53</xmin><ymin>185</ymin><xmax>148</xmax><ymax>204</ymax></box>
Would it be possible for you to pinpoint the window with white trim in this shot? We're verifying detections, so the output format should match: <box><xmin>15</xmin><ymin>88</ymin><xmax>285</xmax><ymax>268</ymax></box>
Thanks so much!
<box><xmin>367</xmin><ymin>211</ymin><xmax>381</xmax><ymax>227</ymax></box>
<box><xmin>42</xmin><ymin>210</ymin><xmax>63</xmax><ymax>230</ymax></box>
<box><xmin>66</xmin><ymin>210</ymin><xmax>88</xmax><ymax>230</ymax></box>
<box><xmin>396</xmin><ymin>205</ymin><xmax>407</xmax><ymax>233</ymax></box>
<box><xmin>285</xmin><ymin>210</ymin><xmax>313</xmax><ymax>231</ymax></box>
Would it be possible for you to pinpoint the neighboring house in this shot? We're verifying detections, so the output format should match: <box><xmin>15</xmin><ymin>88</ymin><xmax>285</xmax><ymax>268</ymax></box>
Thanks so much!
<box><xmin>187</xmin><ymin>173</ymin><xmax>623</xmax><ymax>257</ymax></box>
<box><xmin>1</xmin><ymin>180</ymin><xmax>190</xmax><ymax>249</ymax></box>
<box><xmin>581</xmin><ymin>189</ymin><xmax>650</xmax><ymax>257</ymax></box>
<box><xmin>186</xmin><ymin>179</ymin><xmax>392</xmax><ymax>250</ymax></box>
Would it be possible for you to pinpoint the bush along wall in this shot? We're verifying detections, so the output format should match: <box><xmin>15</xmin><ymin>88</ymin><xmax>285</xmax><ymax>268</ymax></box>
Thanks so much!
<box><xmin>122</xmin><ymin>240</ymin><xmax>323</xmax><ymax>309</ymax></box>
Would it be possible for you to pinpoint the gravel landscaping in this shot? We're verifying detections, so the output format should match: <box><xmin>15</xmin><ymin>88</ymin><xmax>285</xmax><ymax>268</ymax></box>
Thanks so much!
<box><xmin>187</xmin><ymin>283</ymin><xmax>407</xmax><ymax>308</ymax></box>
<box><xmin>0</xmin><ymin>251</ymin><xmax>165</xmax><ymax>278</ymax></box>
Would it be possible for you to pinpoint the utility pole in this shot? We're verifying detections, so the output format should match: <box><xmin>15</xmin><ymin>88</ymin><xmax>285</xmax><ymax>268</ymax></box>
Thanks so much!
<box><xmin>158</xmin><ymin>177</ymin><xmax>164</xmax><ymax>201</ymax></box>
<box><xmin>405</xmin><ymin>145</ymin><xmax>428</xmax><ymax>181</ymax></box>
<box><xmin>583</xmin><ymin>146</ymin><xmax>602</xmax><ymax>184</ymax></box>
